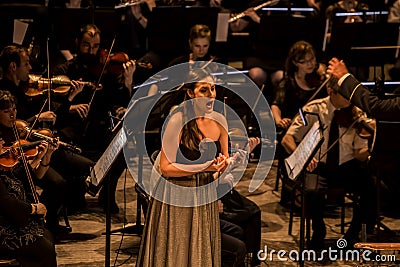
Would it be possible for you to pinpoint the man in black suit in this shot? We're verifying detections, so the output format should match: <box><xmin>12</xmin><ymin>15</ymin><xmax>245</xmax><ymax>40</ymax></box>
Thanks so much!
<box><xmin>327</xmin><ymin>57</ymin><xmax>400</xmax><ymax>121</ymax></box>
<box><xmin>328</xmin><ymin>57</ymin><xmax>400</xmax><ymax>216</ymax></box>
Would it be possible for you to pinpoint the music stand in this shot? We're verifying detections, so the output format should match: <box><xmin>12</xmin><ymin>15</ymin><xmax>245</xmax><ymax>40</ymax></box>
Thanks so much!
<box><xmin>285</xmin><ymin>120</ymin><xmax>324</xmax><ymax>267</ymax></box>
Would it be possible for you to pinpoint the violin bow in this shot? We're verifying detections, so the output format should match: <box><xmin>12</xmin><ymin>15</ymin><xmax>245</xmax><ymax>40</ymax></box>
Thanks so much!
<box><xmin>11</xmin><ymin>121</ymin><xmax>40</xmax><ymax>204</ymax></box>
<box><xmin>46</xmin><ymin>37</ymin><xmax>52</xmax><ymax>111</ymax></box>
<box><xmin>25</xmin><ymin>98</ymin><xmax>49</xmax><ymax>141</ymax></box>
<box><xmin>88</xmin><ymin>35</ymin><xmax>117</xmax><ymax>109</ymax></box>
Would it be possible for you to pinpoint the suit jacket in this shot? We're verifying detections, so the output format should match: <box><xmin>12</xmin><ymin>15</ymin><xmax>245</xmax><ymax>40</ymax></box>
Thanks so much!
<box><xmin>340</xmin><ymin>75</ymin><xmax>400</xmax><ymax>121</ymax></box>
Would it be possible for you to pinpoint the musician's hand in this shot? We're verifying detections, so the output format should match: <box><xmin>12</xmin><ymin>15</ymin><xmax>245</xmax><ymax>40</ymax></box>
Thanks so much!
<box><xmin>344</xmin><ymin>15</ymin><xmax>363</xmax><ymax>23</ymax></box>
<box><xmin>145</xmin><ymin>0</ymin><xmax>156</xmax><ymax>10</ymax></box>
<box><xmin>66</xmin><ymin>0</ymin><xmax>81</xmax><ymax>8</ymax></box>
<box><xmin>277</xmin><ymin>118</ymin><xmax>292</xmax><ymax>130</ymax></box>
<box><xmin>123</xmin><ymin>60</ymin><xmax>136</xmax><ymax>92</ymax></box>
<box><xmin>114</xmin><ymin>106</ymin><xmax>126</xmax><ymax>119</ymax></box>
<box><xmin>37</xmin><ymin>111</ymin><xmax>56</xmax><ymax>125</ymax></box>
<box><xmin>306</xmin><ymin>157</ymin><xmax>319</xmax><ymax>172</ymax></box>
<box><xmin>46</xmin><ymin>137</ymin><xmax>59</xmax><ymax>154</ymax></box>
<box><xmin>210</xmin><ymin>0</ymin><xmax>221</xmax><ymax>7</ymax></box>
<box><xmin>68</xmin><ymin>79</ymin><xmax>85</xmax><ymax>101</ymax></box>
<box><xmin>327</xmin><ymin>57</ymin><xmax>349</xmax><ymax>80</ymax></box>
<box><xmin>247</xmin><ymin>137</ymin><xmax>260</xmax><ymax>153</ymax></box>
<box><xmin>37</xmin><ymin>141</ymin><xmax>49</xmax><ymax>160</ymax></box>
<box><xmin>32</xmin><ymin>203</ymin><xmax>47</xmax><ymax>216</ymax></box>
<box><xmin>217</xmin><ymin>200</ymin><xmax>224</xmax><ymax>214</ymax></box>
<box><xmin>69</xmin><ymin>104</ymin><xmax>89</xmax><ymax>119</ymax></box>
<box><xmin>244</xmin><ymin>8</ymin><xmax>260</xmax><ymax>23</ymax></box>
<box><xmin>306</xmin><ymin>0</ymin><xmax>320</xmax><ymax>11</ymax></box>
<box><xmin>131</xmin><ymin>4</ymin><xmax>142</xmax><ymax>18</ymax></box>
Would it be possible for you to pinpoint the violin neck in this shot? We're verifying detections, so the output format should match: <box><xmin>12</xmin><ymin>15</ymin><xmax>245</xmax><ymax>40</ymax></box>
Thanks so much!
<box><xmin>20</xmin><ymin>140</ymin><xmax>42</xmax><ymax>150</ymax></box>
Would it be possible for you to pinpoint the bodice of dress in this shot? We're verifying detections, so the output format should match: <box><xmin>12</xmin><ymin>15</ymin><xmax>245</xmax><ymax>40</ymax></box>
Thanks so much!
<box><xmin>176</xmin><ymin>140</ymin><xmax>221</xmax><ymax>165</ymax></box>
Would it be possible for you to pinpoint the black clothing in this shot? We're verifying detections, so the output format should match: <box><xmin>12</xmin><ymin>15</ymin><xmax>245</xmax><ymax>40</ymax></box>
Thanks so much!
<box><xmin>221</xmin><ymin>219</ymin><xmax>247</xmax><ymax>267</ymax></box>
<box><xmin>273</xmin><ymin>76</ymin><xmax>328</xmax><ymax>119</ymax></box>
<box><xmin>305</xmin><ymin>160</ymin><xmax>377</xmax><ymax>249</ymax></box>
<box><xmin>220</xmin><ymin>189</ymin><xmax>261</xmax><ymax>266</ymax></box>
<box><xmin>53</xmin><ymin>54</ymin><xmax>131</xmax><ymax>155</ymax></box>
<box><xmin>340</xmin><ymin>74</ymin><xmax>400</xmax><ymax>121</ymax></box>
<box><xmin>0</xmin><ymin>168</ymin><xmax>57</xmax><ymax>267</ymax></box>
<box><xmin>340</xmin><ymin>74</ymin><xmax>400</xmax><ymax>215</ymax></box>
<box><xmin>0</xmin><ymin>78</ymin><xmax>37</xmax><ymax>123</ymax></box>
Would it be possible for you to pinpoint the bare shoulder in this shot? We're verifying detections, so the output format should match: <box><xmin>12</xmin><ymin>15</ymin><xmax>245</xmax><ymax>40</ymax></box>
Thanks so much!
<box><xmin>209</xmin><ymin>111</ymin><xmax>228</xmax><ymax>129</ymax></box>
<box><xmin>166</xmin><ymin>111</ymin><xmax>183</xmax><ymax>129</ymax></box>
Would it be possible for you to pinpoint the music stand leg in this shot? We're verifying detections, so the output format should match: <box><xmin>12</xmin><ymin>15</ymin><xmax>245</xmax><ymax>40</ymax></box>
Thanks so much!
<box><xmin>299</xmin><ymin>172</ymin><xmax>306</xmax><ymax>267</ymax></box>
<box><xmin>105</xmin><ymin>176</ymin><xmax>111</xmax><ymax>267</ymax></box>
<box><xmin>374</xmin><ymin>171</ymin><xmax>395</xmax><ymax>239</ymax></box>
<box><xmin>108</xmin><ymin>151</ymin><xmax>145</xmax><ymax>235</ymax></box>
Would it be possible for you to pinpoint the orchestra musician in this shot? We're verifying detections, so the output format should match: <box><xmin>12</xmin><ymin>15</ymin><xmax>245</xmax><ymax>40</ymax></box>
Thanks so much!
<box><xmin>52</xmin><ymin>24</ymin><xmax>135</xmax><ymax>153</ymax></box>
<box><xmin>0</xmin><ymin>90</ymin><xmax>58</xmax><ymax>267</ymax></box>
<box><xmin>0</xmin><ymin>45</ymin><xmax>58</xmax><ymax>126</ymax></box>
<box><xmin>0</xmin><ymin>44</ymin><xmax>87</xmax><ymax>236</ymax></box>
<box><xmin>53</xmin><ymin>24</ymin><xmax>136</xmax><ymax>213</ymax></box>
<box><xmin>229</xmin><ymin>4</ymin><xmax>284</xmax><ymax>95</ymax></box>
<box><xmin>271</xmin><ymin>40</ymin><xmax>327</xmax><ymax>131</ymax></box>
<box><xmin>281</xmin><ymin>77</ymin><xmax>377</xmax><ymax>251</ymax></box>
<box><xmin>168</xmin><ymin>24</ymin><xmax>225</xmax><ymax>67</ymax></box>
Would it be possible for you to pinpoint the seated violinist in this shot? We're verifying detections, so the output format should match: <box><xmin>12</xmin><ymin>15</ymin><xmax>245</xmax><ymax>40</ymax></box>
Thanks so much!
<box><xmin>0</xmin><ymin>90</ymin><xmax>58</xmax><ymax>267</ymax></box>
<box><xmin>271</xmin><ymin>40</ymin><xmax>327</xmax><ymax>132</ymax></box>
<box><xmin>281</xmin><ymin>78</ymin><xmax>377</xmax><ymax>251</ymax></box>
<box><xmin>53</xmin><ymin>24</ymin><xmax>136</xmax><ymax>213</ymax></box>
<box><xmin>0</xmin><ymin>44</ymin><xmax>94</xmax><ymax>234</ymax></box>
<box><xmin>0</xmin><ymin>45</ymin><xmax>60</xmax><ymax>125</ymax></box>
<box><xmin>53</xmin><ymin>23</ymin><xmax>136</xmax><ymax>154</ymax></box>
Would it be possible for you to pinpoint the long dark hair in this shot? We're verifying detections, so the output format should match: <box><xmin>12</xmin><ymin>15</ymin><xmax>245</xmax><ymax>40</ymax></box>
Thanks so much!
<box><xmin>179</xmin><ymin>68</ymin><xmax>214</xmax><ymax>150</ymax></box>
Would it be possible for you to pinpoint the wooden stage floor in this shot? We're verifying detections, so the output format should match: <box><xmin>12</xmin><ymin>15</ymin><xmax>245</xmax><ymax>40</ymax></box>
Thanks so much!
<box><xmin>55</xmin><ymin>157</ymin><xmax>400</xmax><ymax>267</ymax></box>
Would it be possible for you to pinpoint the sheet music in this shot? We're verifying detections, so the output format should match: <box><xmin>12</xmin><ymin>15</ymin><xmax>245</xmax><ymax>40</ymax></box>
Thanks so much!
<box><xmin>215</xmin><ymin>13</ymin><xmax>229</xmax><ymax>42</ymax></box>
<box><xmin>13</xmin><ymin>20</ymin><xmax>28</xmax><ymax>45</ymax></box>
<box><xmin>89</xmin><ymin>128</ymin><xmax>127</xmax><ymax>187</ymax></box>
<box><xmin>285</xmin><ymin>121</ymin><xmax>323</xmax><ymax>180</ymax></box>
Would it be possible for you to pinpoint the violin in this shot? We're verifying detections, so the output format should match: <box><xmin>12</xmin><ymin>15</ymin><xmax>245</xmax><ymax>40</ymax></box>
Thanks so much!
<box><xmin>305</xmin><ymin>64</ymin><xmax>326</xmax><ymax>89</ymax></box>
<box><xmin>26</xmin><ymin>74</ymin><xmax>102</xmax><ymax>98</ymax></box>
<box><xmin>0</xmin><ymin>139</ymin><xmax>41</xmax><ymax>169</ymax></box>
<box><xmin>335</xmin><ymin>105</ymin><xmax>376</xmax><ymax>139</ymax></box>
<box><xmin>90</xmin><ymin>48</ymin><xmax>153</xmax><ymax>78</ymax></box>
<box><xmin>15</xmin><ymin>120</ymin><xmax>82</xmax><ymax>154</ymax></box>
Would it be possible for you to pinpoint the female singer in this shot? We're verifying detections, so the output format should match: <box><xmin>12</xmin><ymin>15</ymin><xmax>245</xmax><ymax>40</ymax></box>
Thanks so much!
<box><xmin>0</xmin><ymin>90</ymin><xmax>58</xmax><ymax>267</ymax></box>
<box><xmin>137</xmin><ymin>68</ymin><xmax>234</xmax><ymax>266</ymax></box>
<box><xmin>271</xmin><ymin>40</ymin><xmax>327</xmax><ymax>131</ymax></box>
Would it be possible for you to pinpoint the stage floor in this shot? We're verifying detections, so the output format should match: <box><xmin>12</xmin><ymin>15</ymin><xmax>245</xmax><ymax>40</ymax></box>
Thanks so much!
<box><xmin>55</xmin><ymin>157</ymin><xmax>400</xmax><ymax>266</ymax></box>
